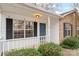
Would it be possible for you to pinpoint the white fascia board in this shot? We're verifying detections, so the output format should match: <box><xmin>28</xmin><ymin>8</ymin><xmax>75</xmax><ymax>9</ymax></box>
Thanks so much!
<box><xmin>20</xmin><ymin>3</ymin><xmax>60</xmax><ymax>17</ymax></box>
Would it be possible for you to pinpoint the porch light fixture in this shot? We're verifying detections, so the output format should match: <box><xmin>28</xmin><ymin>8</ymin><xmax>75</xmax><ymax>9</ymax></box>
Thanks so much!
<box><xmin>33</xmin><ymin>13</ymin><xmax>42</xmax><ymax>21</ymax></box>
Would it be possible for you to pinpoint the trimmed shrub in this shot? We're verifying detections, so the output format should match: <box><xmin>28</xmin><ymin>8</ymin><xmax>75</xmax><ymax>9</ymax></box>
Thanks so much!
<box><xmin>5</xmin><ymin>48</ymin><xmax>41</xmax><ymax>56</ymax></box>
<box><xmin>38</xmin><ymin>43</ymin><xmax>63</xmax><ymax>56</ymax></box>
<box><xmin>61</xmin><ymin>37</ymin><xmax>79</xmax><ymax>49</ymax></box>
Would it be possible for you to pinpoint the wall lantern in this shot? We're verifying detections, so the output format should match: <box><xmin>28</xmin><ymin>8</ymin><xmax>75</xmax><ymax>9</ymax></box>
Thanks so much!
<box><xmin>33</xmin><ymin>13</ymin><xmax>42</xmax><ymax>21</ymax></box>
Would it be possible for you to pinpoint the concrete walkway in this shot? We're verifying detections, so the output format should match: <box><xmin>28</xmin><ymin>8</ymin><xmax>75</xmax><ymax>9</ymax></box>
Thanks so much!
<box><xmin>63</xmin><ymin>48</ymin><xmax>79</xmax><ymax>56</ymax></box>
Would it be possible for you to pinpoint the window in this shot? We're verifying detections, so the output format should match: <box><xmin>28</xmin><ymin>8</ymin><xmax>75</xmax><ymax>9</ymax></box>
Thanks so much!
<box><xmin>6</xmin><ymin>18</ymin><xmax>37</xmax><ymax>39</ymax></box>
<box><xmin>77</xmin><ymin>27</ymin><xmax>79</xmax><ymax>36</ymax></box>
<box><xmin>13</xmin><ymin>20</ymin><xmax>24</xmax><ymax>38</ymax></box>
<box><xmin>25</xmin><ymin>22</ymin><xmax>34</xmax><ymax>37</ymax></box>
<box><xmin>13</xmin><ymin>20</ymin><xmax>36</xmax><ymax>39</ymax></box>
<box><xmin>64</xmin><ymin>23</ymin><xmax>72</xmax><ymax>37</ymax></box>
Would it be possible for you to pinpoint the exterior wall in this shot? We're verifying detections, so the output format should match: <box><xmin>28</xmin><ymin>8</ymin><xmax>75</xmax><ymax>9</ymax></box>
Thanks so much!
<box><xmin>59</xmin><ymin>12</ymin><xmax>78</xmax><ymax>42</ymax></box>
<box><xmin>50</xmin><ymin>16</ymin><xmax>60</xmax><ymax>44</ymax></box>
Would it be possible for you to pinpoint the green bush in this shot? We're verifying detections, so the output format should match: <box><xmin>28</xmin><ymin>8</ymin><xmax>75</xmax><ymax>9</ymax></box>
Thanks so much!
<box><xmin>38</xmin><ymin>43</ymin><xmax>63</xmax><ymax>56</ymax></box>
<box><xmin>5</xmin><ymin>48</ymin><xmax>41</xmax><ymax>56</ymax></box>
<box><xmin>61</xmin><ymin>37</ymin><xmax>79</xmax><ymax>49</ymax></box>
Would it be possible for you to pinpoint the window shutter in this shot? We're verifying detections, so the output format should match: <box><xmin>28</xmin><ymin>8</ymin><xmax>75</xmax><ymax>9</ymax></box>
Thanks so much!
<box><xmin>6</xmin><ymin>18</ymin><xmax>13</xmax><ymax>39</ymax></box>
<box><xmin>34</xmin><ymin>22</ymin><xmax>37</xmax><ymax>37</ymax></box>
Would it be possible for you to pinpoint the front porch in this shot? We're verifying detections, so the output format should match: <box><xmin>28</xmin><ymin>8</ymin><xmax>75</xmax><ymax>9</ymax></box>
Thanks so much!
<box><xmin>0</xmin><ymin>4</ymin><xmax>60</xmax><ymax>55</ymax></box>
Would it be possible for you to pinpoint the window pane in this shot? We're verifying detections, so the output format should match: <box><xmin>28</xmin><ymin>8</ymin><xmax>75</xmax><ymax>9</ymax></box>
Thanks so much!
<box><xmin>68</xmin><ymin>30</ymin><xmax>71</xmax><ymax>36</ymax></box>
<box><xmin>25</xmin><ymin>22</ymin><xmax>34</xmax><ymax>38</ymax></box>
<box><xmin>14</xmin><ymin>30</ymin><xmax>24</xmax><ymax>38</ymax></box>
<box><xmin>64</xmin><ymin>23</ymin><xmax>71</xmax><ymax>30</ymax></box>
<box><xmin>30</xmin><ymin>22</ymin><xmax>34</xmax><ymax>29</ymax></box>
<box><xmin>25</xmin><ymin>22</ymin><xmax>30</xmax><ymax>29</ymax></box>
<box><xmin>25</xmin><ymin>30</ymin><xmax>33</xmax><ymax>37</ymax></box>
<box><xmin>13</xmin><ymin>20</ymin><xmax>24</xmax><ymax>39</ymax></box>
<box><xmin>14</xmin><ymin>20</ymin><xmax>24</xmax><ymax>29</ymax></box>
<box><xmin>25</xmin><ymin>22</ymin><xmax>34</xmax><ymax>29</ymax></box>
<box><xmin>64</xmin><ymin>30</ymin><xmax>67</xmax><ymax>37</ymax></box>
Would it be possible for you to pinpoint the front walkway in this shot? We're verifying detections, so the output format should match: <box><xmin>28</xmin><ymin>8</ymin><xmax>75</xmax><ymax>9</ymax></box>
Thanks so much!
<box><xmin>63</xmin><ymin>48</ymin><xmax>79</xmax><ymax>56</ymax></box>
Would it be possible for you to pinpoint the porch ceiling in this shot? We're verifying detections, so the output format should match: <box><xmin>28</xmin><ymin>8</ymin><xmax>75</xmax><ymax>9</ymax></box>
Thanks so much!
<box><xmin>0</xmin><ymin>3</ymin><xmax>51</xmax><ymax>20</ymax></box>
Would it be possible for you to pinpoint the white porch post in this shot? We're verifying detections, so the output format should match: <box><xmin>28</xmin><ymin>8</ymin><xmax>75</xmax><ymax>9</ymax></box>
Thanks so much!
<box><xmin>0</xmin><ymin>7</ymin><xmax>2</xmax><ymax>40</ymax></box>
<box><xmin>0</xmin><ymin>12</ymin><xmax>1</xmax><ymax>39</ymax></box>
<box><xmin>48</xmin><ymin>16</ymin><xmax>51</xmax><ymax>42</ymax></box>
<box><xmin>37</xmin><ymin>22</ymin><xmax>40</xmax><ymax>37</ymax></box>
<box><xmin>0</xmin><ymin>14</ymin><xmax>6</xmax><ymax>56</ymax></box>
<box><xmin>0</xmin><ymin>11</ymin><xmax>1</xmax><ymax>55</ymax></box>
<box><xmin>0</xmin><ymin>10</ymin><xmax>4</xmax><ymax>56</ymax></box>
<box><xmin>37</xmin><ymin>22</ymin><xmax>40</xmax><ymax>45</ymax></box>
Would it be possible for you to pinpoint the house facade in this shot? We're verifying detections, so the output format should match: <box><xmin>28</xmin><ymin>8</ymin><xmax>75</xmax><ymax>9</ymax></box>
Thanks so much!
<box><xmin>1</xmin><ymin>4</ymin><xmax>79</xmax><ymax>54</ymax></box>
<box><xmin>59</xmin><ymin>9</ymin><xmax>79</xmax><ymax>42</ymax></box>
<box><xmin>0</xmin><ymin>4</ymin><xmax>60</xmax><ymax>53</ymax></box>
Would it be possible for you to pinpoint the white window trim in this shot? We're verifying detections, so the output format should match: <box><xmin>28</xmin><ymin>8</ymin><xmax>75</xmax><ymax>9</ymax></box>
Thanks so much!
<box><xmin>13</xmin><ymin>19</ymin><xmax>35</xmax><ymax>39</ymax></box>
<box><xmin>64</xmin><ymin>23</ymin><xmax>72</xmax><ymax>38</ymax></box>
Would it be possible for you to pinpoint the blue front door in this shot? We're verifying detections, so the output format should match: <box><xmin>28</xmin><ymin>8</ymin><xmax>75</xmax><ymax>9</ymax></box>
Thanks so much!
<box><xmin>40</xmin><ymin>23</ymin><xmax>46</xmax><ymax>36</ymax></box>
